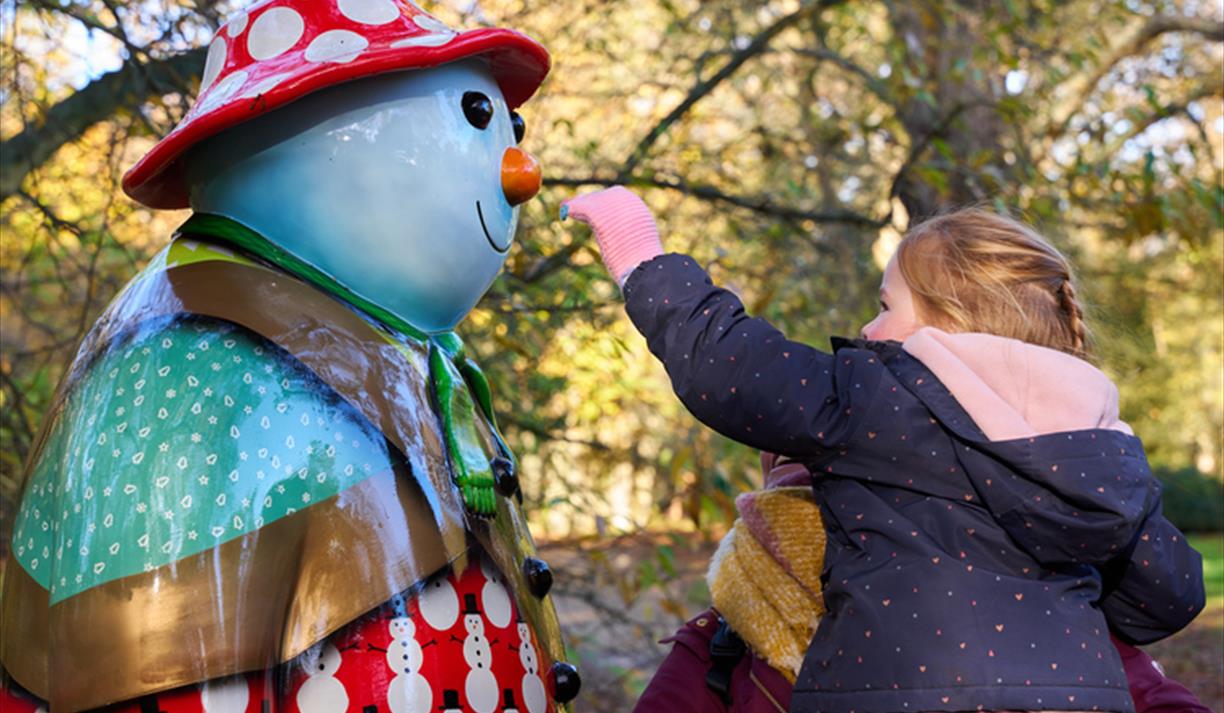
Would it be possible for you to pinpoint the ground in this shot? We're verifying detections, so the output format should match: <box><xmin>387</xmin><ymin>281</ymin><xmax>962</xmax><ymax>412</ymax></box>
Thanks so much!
<box><xmin>541</xmin><ymin>531</ymin><xmax>1224</xmax><ymax>713</ymax></box>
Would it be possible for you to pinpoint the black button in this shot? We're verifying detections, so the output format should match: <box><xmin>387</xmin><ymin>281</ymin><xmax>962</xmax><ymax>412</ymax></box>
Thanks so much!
<box><xmin>491</xmin><ymin>457</ymin><xmax>518</xmax><ymax>498</ymax></box>
<box><xmin>522</xmin><ymin>556</ymin><xmax>553</xmax><ymax>598</ymax></box>
<box><xmin>551</xmin><ymin>661</ymin><xmax>581</xmax><ymax>703</ymax></box>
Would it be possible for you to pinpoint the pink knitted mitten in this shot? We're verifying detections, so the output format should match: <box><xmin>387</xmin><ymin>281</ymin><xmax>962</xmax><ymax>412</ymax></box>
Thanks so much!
<box><xmin>561</xmin><ymin>186</ymin><xmax>664</xmax><ymax>285</ymax></box>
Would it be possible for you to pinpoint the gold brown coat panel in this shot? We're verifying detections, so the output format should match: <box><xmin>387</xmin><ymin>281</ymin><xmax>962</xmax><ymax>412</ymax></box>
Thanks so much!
<box><xmin>1</xmin><ymin>247</ymin><xmax>563</xmax><ymax>711</ymax></box>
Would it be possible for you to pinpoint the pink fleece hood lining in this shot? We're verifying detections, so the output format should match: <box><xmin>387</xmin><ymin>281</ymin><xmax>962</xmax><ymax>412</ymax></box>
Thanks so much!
<box><xmin>901</xmin><ymin>327</ymin><xmax>1133</xmax><ymax>441</ymax></box>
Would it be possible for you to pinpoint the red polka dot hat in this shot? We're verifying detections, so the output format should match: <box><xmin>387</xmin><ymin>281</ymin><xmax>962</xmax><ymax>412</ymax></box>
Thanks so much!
<box><xmin>122</xmin><ymin>0</ymin><xmax>550</xmax><ymax>209</ymax></box>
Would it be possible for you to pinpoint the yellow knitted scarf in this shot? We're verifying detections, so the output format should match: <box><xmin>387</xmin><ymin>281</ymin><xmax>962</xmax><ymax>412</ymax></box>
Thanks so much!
<box><xmin>706</xmin><ymin>486</ymin><xmax>825</xmax><ymax>682</ymax></box>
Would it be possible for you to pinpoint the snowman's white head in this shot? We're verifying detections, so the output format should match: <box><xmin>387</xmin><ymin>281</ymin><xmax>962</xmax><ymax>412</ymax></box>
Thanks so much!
<box><xmin>464</xmin><ymin>613</ymin><xmax>484</xmax><ymax>635</ymax></box>
<box><xmin>305</xmin><ymin>642</ymin><xmax>343</xmax><ymax>677</ymax></box>
<box><xmin>388</xmin><ymin>616</ymin><xmax>415</xmax><ymax>639</ymax></box>
<box><xmin>184</xmin><ymin>59</ymin><xmax>539</xmax><ymax>333</ymax></box>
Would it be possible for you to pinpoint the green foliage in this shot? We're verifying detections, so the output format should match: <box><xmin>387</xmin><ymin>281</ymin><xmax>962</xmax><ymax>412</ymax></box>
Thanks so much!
<box><xmin>2</xmin><ymin>0</ymin><xmax>1222</xmax><ymax>549</ymax></box>
<box><xmin>1188</xmin><ymin>533</ymin><xmax>1223</xmax><ymax>602</ymax></box>
<box><xmin>1158</xmin><ymin>468</ymin><xmax>1224</xmax><ymax>534</ymax></box>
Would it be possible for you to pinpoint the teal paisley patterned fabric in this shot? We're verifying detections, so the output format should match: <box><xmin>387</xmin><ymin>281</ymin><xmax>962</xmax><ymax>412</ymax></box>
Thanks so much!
<box><xmin>12</xmin><ymin>316</ymin><xmax>394</xmax><ymax>603</ymax></box>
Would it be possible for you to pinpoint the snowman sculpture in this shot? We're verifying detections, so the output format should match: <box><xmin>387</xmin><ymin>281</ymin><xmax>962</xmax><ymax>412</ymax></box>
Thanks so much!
<box><xmin>0</xmin><ymin>1</ymin><xmax>579</xmax><ymax>711</ymax></box>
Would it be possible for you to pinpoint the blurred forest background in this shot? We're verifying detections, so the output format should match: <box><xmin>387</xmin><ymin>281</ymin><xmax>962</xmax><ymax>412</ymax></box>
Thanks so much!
<box><xmin>2</xmin><ymin>0</ymin><xmax>1222</xmax><ymax>709</ymax></box>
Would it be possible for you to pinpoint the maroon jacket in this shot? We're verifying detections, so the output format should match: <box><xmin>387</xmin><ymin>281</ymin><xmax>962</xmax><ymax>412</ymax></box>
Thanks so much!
<box><xmin>1113</xmin><ymin>635</ymin><xmax>1212</xmax><ymax>713</ymax></box>
<box><xmin>634</xmin><ymin>616</ymin><xmax>1209</xmax><ymax>713</ymax></box>
<box><xmin>634</xmin><ymin>610</ymin><xmax>793</xmax><ymax>713</ymax></box>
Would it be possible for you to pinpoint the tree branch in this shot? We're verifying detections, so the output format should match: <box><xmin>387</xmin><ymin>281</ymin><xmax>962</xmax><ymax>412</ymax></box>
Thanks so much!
<box><xmin>617</xmin><ymin>0</ymin><xmax>848</xmax><ymax>179</ymax></box>
<box><xmin>547</xmin><ymin>174</ymin><xmax>886</xmax><ymax>226</ymax></box>
<box><xmin>792</xmin><ymin>46</ymin><xmax>894</xmax><ymax>103</ymax></box>
<box><xmin>27</xmin><ymin>0</ymin><xmax>151</xmax><ymax>62</ymax></box>
<box><xmin>887</xmin><ymin>100</ymin><xmax>977</xmax><ymax>199</ymax></box>
<box><xmin>1049</xmin><ymin>14</ymin><xmax>1224</xmax><ymax>138</ymax></box>
<box><xmin>1098</xmin><ymin>80</ymin><xmax>1224</xmax><ymax>157</ymax></box>
<box><xmin>0</xmin><ymin>48</ymin><xmax>205</xmax><ymax>201</ymax></box>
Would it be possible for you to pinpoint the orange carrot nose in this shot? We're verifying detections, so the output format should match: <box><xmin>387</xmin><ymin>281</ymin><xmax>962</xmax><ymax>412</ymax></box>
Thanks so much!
<box><xmin>502</xmin><ymin>147</ymin><xmax>541</xmax><ymax>206</ymax></box>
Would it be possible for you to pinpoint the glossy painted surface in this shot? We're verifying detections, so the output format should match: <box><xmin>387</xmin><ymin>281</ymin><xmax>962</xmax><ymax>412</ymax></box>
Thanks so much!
<box><xmin>2</xmin><ymin>553</ymin><xmax>563</xmax><ymax>713</ymax></box>
<box><xmin>121</xmin><ymin>0</ymin><xmax>549</xmax><ymax>209</ymax></box>
<box><xmin>12</xmin><ymin>316</ymin><xmax>391</xmax><ymax>603</ymax></box>
<box><xmin>501</xmin><ymin>146</ymin><xmax>542</xmax><ymax>206</ymax></box>
<box><xmin>186</xmin><ymin>62</ymin><xmax>521</xmax><ymax>333</ymax></box>
<box><xmin>1</xmin><ymin>239</ymin><xmax>566</xmax><ymax>711</ymax></box>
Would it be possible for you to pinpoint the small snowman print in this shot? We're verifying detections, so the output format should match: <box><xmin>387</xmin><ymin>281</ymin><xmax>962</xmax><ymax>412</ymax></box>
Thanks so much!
<box><xmin>384</xmin><ymin>616</ymin><xmax>432</xmax><ymax>713</ymax></box>
<box><xmin>418</xmin><ymin>574</ymin><xmax>460</xmax><ymax>632</ymax></box>
<box><xmin>453</xmin><ymin>593</ymin><xmax>499</xmax><ymax>713</ymax></box>
<box><xmin>200</xmin><ymin>675</ymin><xmax>250</xmax><ymax>713</ymax></box>
<box><xmin>438</xmin><ymin>689</ymin><xmax>464</xmax><ymax>713</ymax></box>
<box><xmin>480</xmin><ymin>555</ymin><xmax>513</xmax><ymax>629</ymax></box>
<box><xmin>500</xmin><ymin>688</ymin><xmax>521</xmax><ymax>713</ymax></box>
<box><xmin>295</xmin><ymin>642</ymin><xmax>348</xmax><ymax>713</ymax></box>
<box><xmin>514</xmin><ymin>615</ymin><xmax>546</xmax><ymax>713</ymax></box>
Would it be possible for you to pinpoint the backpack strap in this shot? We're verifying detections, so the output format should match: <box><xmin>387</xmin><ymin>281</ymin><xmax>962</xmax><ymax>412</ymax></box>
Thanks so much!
<box><xmin>706</xmin><ymin>618</ymin><xmax>746</xmax><ymax>705</ymax></box>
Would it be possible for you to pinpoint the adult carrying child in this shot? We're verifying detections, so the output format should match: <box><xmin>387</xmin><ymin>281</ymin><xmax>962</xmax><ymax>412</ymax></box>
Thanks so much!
<box><xmin>561</xmin><ymin>187</ymin><xmax>1206</xmax><ymax>713</ymax></box>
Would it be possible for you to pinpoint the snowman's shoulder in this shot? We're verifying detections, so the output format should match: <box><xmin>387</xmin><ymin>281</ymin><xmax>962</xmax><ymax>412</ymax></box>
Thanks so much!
<box><xmin>44</xmin><ymin>314</ymin><xmax>384</xmax><ymax>453</ymax></box>
<box><xmin>12</xmin><ymin>315</ymin><xmax>396</xmax><ymax>601</ymax></box>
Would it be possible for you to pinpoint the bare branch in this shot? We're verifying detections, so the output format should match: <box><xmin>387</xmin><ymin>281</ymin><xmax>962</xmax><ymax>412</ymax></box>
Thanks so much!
<box><xmin>1098</xmin><ymin>80</ymin><xmax>1224</xmax><ymax>157</ymax></box>
<box><xmin>513</xmin><ymin>242</ymin><xmax>588</xmax><ymax>284</ymax></box>
<box><xmin>547</xmin><ymin>174</ymin><xmax>886</xmax><ymax>227</ymax></box>
<box><xmin>617</xmin><ymin>0</ymin><xmax>848</xmax><ymax>179</ymax></box>
<box><xmin>792</xmin><ymin>46</ymin><xmax>894</xmax><ymax>103</ymax></box>
<box><xmin>0</xmin><ymin>48</ymin><xmax>206</xmax><ymax>200</ymax></box>
<box><xmin>1049</xmin><ymin>14</ymin><xmax>1224</xmax><ymax>138</ymax></box>
<box><xmin>500</xmin><ymin>413</ymin><xmax>612</xmax><ymax>451</ymax></box>
<box><xmin>26</xmin><ymin>0</ymin><xmax>150</xmax><ymax>62</ymax></box>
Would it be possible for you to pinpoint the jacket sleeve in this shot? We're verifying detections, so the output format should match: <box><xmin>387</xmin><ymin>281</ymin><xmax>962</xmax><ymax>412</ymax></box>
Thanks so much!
<box><xmin>1111</xmin><ymin>634</ymin><xmax>1212</xmax><ymax>713</ymax></box>
<box><xmin>1099</xmin><ymin>494</ymin><xmax>1205</xmax><ymax>645</ymax></box>
<box><xmin>622</xmin><ymin>254</ymin><xmax>885</xmax><ymax>457</ymax></box>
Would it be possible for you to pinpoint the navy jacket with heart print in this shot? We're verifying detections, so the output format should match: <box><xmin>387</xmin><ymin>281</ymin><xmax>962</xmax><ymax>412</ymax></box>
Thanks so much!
<box><xmin>621</xmin><ymin>254</ymin><xmax>1204</xmax><ymax>713</ymax></box>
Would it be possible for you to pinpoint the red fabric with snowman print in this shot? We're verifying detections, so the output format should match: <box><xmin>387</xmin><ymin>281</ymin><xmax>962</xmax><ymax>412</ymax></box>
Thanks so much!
<box><xmin>0</xmin><ymin>556</ymin><xmax>554</xmax><ymax>713</ymax></box>
<box><xmin>283</xmin><ymin>554</ymin><xmax>553</xmax><ymax>713</ymax></box>
<box><xmin>122</xmin><ymin>0</ymin><xmax>549</xmax><ymax>210</ymax></box>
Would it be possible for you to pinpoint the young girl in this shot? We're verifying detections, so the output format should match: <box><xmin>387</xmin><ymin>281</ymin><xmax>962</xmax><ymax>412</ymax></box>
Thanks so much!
<box><xmin>561</xmin><ymin>188</ymin><xmax>1206</xmax><ymax>713</ymax></box>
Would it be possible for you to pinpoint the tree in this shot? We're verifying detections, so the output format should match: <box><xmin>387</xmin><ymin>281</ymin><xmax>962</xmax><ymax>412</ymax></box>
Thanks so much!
<box><xmin>2</xmin><ymin>0</ymin><xmax>1221</xmax><ymax>545</ymax></box>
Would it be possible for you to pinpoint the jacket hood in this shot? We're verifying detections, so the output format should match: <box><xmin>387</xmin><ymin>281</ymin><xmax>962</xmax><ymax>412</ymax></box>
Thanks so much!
<box><xmin>896</xmin><ymin>328</ymin><xmax>1153</xmax><ymax>568</ymax></box>
<box><xmin>902</xmin><ymin>327</ymin><xmax>1132</xmax><ymax>440</ymax></box>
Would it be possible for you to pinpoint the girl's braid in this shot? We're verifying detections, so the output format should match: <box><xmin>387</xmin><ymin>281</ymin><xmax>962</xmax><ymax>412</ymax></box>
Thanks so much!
<box><xmin>1056</xmin><ymin>277</ymin><xmax>1089</xmax><ymax>359</ymax></box>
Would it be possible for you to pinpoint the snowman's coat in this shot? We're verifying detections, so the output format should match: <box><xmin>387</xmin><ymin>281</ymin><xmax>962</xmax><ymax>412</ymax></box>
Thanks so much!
<box><xmin>199</xmin><ymin>675</ymin><xmax>251</xmax><ymax>713</ymax></box>
<box><xmin>479</xmin><ymin>557</ymin><xmax>512</xmax><ymax>629</ymax></box>
<box><xmin>297</xmin><ymin>643</ymin><xmax>349</xmax><ymax>713</ymax></box>
<box><xmin>520</xmin><ymin>674</ymin><xmax>547</xmax><ymax>713</ymax></box>
<box><xmin>417</xmin><ymin>576</ymin><xmax>460</xmax><ymax>631</ymax></box>
<box><xmin>12</xmin><ymin>312</ymin><xmax>392</xmax><ymax>602</ymax></box>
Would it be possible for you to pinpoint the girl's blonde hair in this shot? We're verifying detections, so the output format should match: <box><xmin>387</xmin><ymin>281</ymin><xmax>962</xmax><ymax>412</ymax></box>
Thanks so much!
<box><xmin>895</xmin><ymin>208</ymin><xmax>1092</xmax><ymax>360</ymax></box>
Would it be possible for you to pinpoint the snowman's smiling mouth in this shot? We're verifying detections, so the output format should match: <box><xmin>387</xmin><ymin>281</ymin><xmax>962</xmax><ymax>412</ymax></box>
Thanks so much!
<box><xmin>476</xmin><ymin>201</ymin><xmax>509</xmax><ymax>254</ymax></box>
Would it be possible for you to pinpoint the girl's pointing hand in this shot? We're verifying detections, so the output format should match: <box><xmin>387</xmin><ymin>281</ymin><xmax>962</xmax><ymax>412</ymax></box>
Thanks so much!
<box><xmin>561</xmin><ymin>186</ymin><xmax>664</xmax><ymax>286</ymax></box>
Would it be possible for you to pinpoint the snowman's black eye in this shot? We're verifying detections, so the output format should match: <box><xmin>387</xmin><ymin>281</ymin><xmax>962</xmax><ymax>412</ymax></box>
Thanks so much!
<box><xmin>511</xmin><ymin>111</ymin><xmax>525</xmax><ymax>143</ymax></box>
<box><xmin>462</xmin><ymin>91</ymin><xmax>493</xmax><ymax>130</ymax></box>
